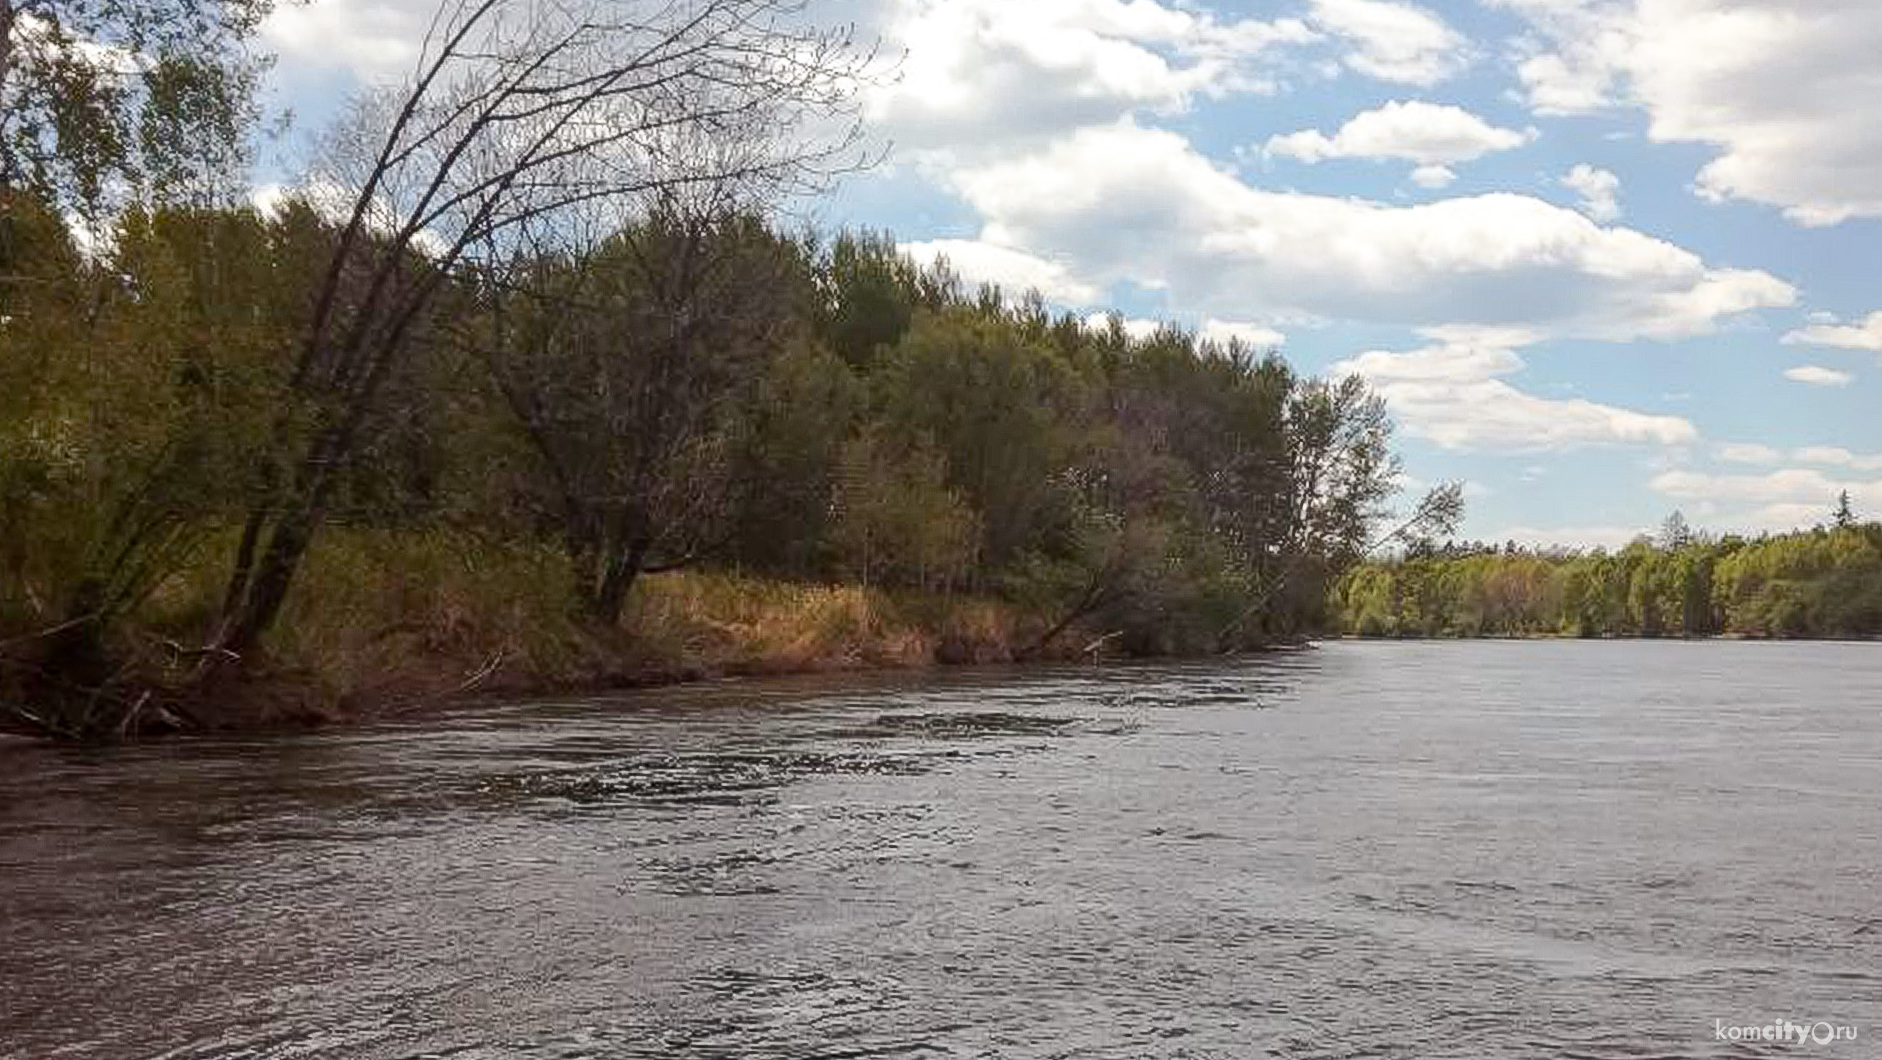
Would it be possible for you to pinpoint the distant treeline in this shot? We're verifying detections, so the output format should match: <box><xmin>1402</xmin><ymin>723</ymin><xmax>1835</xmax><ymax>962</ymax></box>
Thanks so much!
<box><xmin>1330</xmin><ymin>515</ymin><xmax>1882</xmax><ymax>639</ymax></box>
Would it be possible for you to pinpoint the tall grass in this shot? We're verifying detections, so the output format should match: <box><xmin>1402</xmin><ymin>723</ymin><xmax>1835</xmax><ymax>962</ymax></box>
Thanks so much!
<box><xmin>118</xmin><ymin>529</ymin><xmax>1059</xmax><ymax>721</ymax></box>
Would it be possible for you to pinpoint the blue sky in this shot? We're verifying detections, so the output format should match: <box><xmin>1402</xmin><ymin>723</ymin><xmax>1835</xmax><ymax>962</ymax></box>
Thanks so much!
<box><xmin>256</xmin><ymin>0</ymin><xmax>1882</xmax><ymax>548</ymax></box>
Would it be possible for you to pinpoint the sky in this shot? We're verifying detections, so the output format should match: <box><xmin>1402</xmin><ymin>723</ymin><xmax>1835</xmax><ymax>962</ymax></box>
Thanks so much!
<box><xmin>255</xmin><ymin>0</ymin><xmax>1882</xmax><ymax>549</ymax></box>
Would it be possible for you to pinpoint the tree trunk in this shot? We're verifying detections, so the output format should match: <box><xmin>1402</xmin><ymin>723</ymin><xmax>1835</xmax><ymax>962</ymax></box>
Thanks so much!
<box><xmin>0</xmin><ymin>2</ymin><xmax>16</xmax><ymax>190</ymax></box>
<box><xmin>1024</xmin><ymin>573</ymin><xmax>1111</xmax><ymax>659</ymax></box>
<box><xmin>222</xmin><ymin>453</ymin><xmax>342</xmax><ymax>656</ymax></box>
<box><xmin>23</xmin><ymin>577</ymin><xmax>115</xmax><ymax>736</ymax></box>
<box><xmin>588</xmin><ymin>538</ymin><xmax>650</xmax><ymax>626</ymax></box>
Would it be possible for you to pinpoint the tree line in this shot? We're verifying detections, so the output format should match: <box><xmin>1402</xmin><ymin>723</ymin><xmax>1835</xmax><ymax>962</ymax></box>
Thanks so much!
<box><xmin>0</xmin><ymin>0</ymin><xmax>1451</xmax><ymax>738</ymax></box>
<box><xmin>1330</xmin><ymin>508</ymin><xmax>1882</xmax><ymax>639</ymax></box>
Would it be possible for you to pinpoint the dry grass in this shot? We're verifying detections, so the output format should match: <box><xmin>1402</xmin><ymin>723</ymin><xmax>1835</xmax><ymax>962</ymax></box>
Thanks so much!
<box><xmin>133</xmin><ymin>529</ymin><xmax>1062</xmax><ymax>719</ymax></box>
<box><xmin>266</xmin><ymin>530</ymin><xmax>596</xmax><ymax>701</ymax></box>
<box><xmin>625</xmin><ymin>571</ymin><xmax>1036</xmax><ymax>673</ymax></box>
<box><xmin>3</xmin><ymin>526</ymin><xmax>1103</xmax><ymax>735</ymax></box>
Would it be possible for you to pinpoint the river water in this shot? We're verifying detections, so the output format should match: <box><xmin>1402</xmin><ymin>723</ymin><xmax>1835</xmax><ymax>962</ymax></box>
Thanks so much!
<box><xmin>1</xmin><ymin>641</ymin><xmax>1877</xmax><ymax>1059</ymax></box>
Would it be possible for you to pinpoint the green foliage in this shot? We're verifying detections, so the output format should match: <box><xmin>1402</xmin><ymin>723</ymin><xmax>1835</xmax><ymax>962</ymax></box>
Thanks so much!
<box><xmin>724</xmin><ymin>340</ymin><xmax>864</xmax><ymax>576</ymax></box>
<box><xmin>0</xmin><ymin>198</ymin><xmax>297</xmax><ymax>632</ymax></box>
<box><xmin>871</xmin><ymin>308</ymin><xmax>1081</xmax><ymax>571</ymax></box>
<box><xmin>814</xmin><ymin>230</ymin><xmax>953</xmax><ymax>367</ymax></box>
<box><xmin>1</xmin><ymin>0</ymin><xmax>272</xmax><ymax>215</ymax></box>
<box><xmin>1333</xmin><ymin>522</ymin><xmax>1882</xmax><ymax>640</ymax></box>
<box><xmin>483</xmin><ymin>208</ymin><xmax>814</xmax><ymax>620</ymax></box>
<box><xmin>830</xmin><ymin>427</ymin><xmax>978</xmax><ymax>591</ymax></box>
<box><xmin>4</xmin><ymin>196</ymin><xmax>1426</xmax><ymax>734</ymax></box>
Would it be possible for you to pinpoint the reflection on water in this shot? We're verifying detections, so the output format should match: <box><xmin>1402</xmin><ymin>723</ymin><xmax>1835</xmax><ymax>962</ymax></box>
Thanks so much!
<box><xmin>2</xmin><ymin>642</ymin><xmax>1878</xmax><ymax>1058</ymax></box>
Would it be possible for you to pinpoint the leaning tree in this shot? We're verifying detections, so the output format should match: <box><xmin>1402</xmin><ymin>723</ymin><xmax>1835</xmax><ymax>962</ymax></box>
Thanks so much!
<box><xmin>213</xmin><ymin>0</ymin><xmax>874</xmax><ymax>656</ymax></box>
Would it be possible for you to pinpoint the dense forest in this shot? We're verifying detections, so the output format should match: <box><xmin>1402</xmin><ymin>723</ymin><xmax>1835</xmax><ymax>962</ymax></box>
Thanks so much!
<box><xmin>35</xmin><ymin>0</ymin><xmax>1873</xmax><ymax>745</ymax></box>
<box><xmin>1331</xmin><ymin>508</ymin><xmax>1882</xmax><ymax>639</ymax></box>
<box><xmin>0</xmin><ymin>0</ymin><xmax>1460</xmax><ymax>739</ymax></box>
<box><xmin>0</xmin><ymin>197</ymin><xmax>1449</xmax><ymax>737</ymax></box>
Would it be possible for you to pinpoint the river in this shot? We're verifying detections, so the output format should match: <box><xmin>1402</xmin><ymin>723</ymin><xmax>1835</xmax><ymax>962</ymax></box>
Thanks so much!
<box><xmin>1</xmin><ymin>640</ymin><xmax>1877</xmax><ymax>1058</ymax></box>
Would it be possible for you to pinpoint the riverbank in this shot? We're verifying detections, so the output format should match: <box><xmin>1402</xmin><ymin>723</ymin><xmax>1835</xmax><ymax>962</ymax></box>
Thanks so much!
<box><xmin>2</xmin><ymin>529</ymin><xmax>1113</xmax><ymax>738</ymax></box>
<box><xmin>1332</xmin><ymin>631</ymin><xmax>1882</xmax><ymax>643</ymax></box>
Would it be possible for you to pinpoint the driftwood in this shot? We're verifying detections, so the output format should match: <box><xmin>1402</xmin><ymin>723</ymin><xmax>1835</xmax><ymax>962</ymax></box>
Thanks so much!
<box><xmin>1081</xmin><ymin>630</ymin><xmax>1125</xmax><ymax>660</ymax></box>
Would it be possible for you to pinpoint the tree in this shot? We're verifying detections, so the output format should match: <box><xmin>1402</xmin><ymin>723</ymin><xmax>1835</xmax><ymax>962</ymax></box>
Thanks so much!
<box><xmin>1</xmin><ymin>200</ymin><xmax>307</xmax><ymax>735</ymax></box>
<box><xmin>484</xmin><ymin>205</ymin><xmax>814</xmax><ymax>621</ymax></box>
<box><xmin>871</xmin><ymin>308</ymin><xmax>1080</xmax><ymax>577</ymax></box>
<box><xmin>1</xmin><ymin>0</ymin><xmax>272</xmax><ymax>217</ymax></box>
<box><xmin>211</xmin><ymin>0</ymin><xmax>873</xmax><ymax>654</ymax></box>
<box><xmin>815</xmin><ymin>230</ymin><xmax>952</xmax><ymax>367</ymax></box>
<box><xmin>1007</xmin><ymin>420</ymin><xmax>1192</xmax><ymax>656</ymax></box>
<box><xmin>1834</xmin><ymin>490</ymin><xmax>1856</xmax><ymax>530</ymax></box>
<box><xmin>1213</xmin><ymin>375</ymin><xmax>1446</xmax><ymax>645</ymax></box>
<box><xmin>830</xmin><ymin>428</ymin><xmax>978</xmax><ymax>593</ymax></box>
<box><xmin>723</xmin><ymin>340</ymin><xmax>863</xmax><ymax>577</ymax></box>
<box><xmin>1660</xmin><ymin>510</ymin><xmax>1692</xmax><ymax>549</ymax></box>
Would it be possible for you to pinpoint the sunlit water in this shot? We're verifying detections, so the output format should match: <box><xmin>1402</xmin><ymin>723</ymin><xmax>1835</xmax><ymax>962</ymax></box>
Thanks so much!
<box><xmin>2</xmin><ymin>641</ymin><xmax>1878</xmax><ymax>1059</ymax></box>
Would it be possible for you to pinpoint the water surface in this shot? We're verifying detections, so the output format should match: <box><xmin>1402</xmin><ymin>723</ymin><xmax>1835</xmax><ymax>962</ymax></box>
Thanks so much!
<box><xmin>2</xmin><ymin>641</ymin><xmax>1877</xmax><ymax>1058</ymax></box>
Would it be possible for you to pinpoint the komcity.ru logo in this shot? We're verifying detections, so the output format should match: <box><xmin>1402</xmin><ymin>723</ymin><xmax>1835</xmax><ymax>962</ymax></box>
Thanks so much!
<box><xmin>1714</xmin><ymin>1019</ymin><xmax>1859</xmax><ymax>1046</ymax></box>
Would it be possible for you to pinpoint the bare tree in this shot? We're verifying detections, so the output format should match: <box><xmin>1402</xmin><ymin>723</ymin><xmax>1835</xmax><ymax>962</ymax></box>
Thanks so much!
<box><xmin>213</xmin><ymin>0</ymin><xmax>872</xmax><ymax>654</ymax></box>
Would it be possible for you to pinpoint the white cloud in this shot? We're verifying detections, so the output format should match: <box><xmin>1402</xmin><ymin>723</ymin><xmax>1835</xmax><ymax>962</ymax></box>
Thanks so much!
<box><xmin>1490</xmin><ymin>0</ymin><xmax>1629</xmax><ymax>115</ymax></box>
<box><xmin>1783</xmin><ymin>365</ymin><xmax>1853</xmax><ymax>388</ymax></box>
<box><xmin>261</xmin><ymin>0</ymin><xmax>1323</xmax><ymax>157</ymax></box>
<box><xmin>1494</xmin><ymin>0</ymin><xmax>1882</xmax><ymax>225</ymax></box>
<box><xmin>1410</xmin><ymin>164</ymin><xmax>1456</xmax><ymax>189</ymax></box>
<box><xmin>1333</xmin><ymin>330</ymin><xmax>1697</xmax><ymax>452</ymax></box>
<box><xmin>1264</xmin><ymin>101</ymin><xmax>1532</xmax><ymax>165</ymax></box>
<box><xmin>1307</xmin><ymin>0</ymin><xmax>1468</xmax><ymax>86</ymax></box>
<box><xmin>1716</xmin><ymin>442</ymin><xmax>1781</xmax><ymax>466</ymax></box>
<box><xmin>947</xmin><ymin>122</ymin><xmax>1794</xmax><ymax>340</ymax></box>
<box><xmin>1200</xmin><ymin>318</ymin><xmax>1285</xmax><ymax>348</ymax></box>
<box><xmin>1082</xmin><ymin>313</ymin><xmax>1164</xmax><ymax>340</ymax></box>
<box><xmin>1077</xmin><ymin>314</ymin><xmax>1287</xmax><ymax>347</ymax></box>
<box><xmin>1336</xmin><ymin>332</ymin><xmax>1529</xmax><ymax>383</ymax></box>
<box><xmin>1717</xmin><ymin>444</ymin><xmax>1882</xmax><ymax>472</ymax></box>
<box><xmin>1783</xmin><ymin>311</ymin><xmax>1882</xmax><ymax>352</ymax></box>
<box><xmin>1561</xmin><ymin>164</ymin><xmax>1621</xmax><ymax>221</ymax></box>
<box><xmin>1663</xmin><ymin>448</ymin><xmax>1882</xmax><ymax>531</ymax></box>
<box><xmin>1792</xmin><ymin>447</ymin><xmax>1882</xmax><ymax>472</ymax></box>
<box><xmin>899</xmin><ymin>238</ymin><xmax>1100</xmax><ymax>303</ymax></box>
<box><xmin>1652</xmin><ymin>468</ymin><xmax>1882</xmax><ymax>529</ymax></box>
<box><xmin>1654</xmin><ymin>468</ymin><xmax>1838</xmax><ymax>504</ymax></box>
<box><xmin>262</xmin><ymin>0</ymin><xmax>433</xmax><ymax>84</ymax></box>
<box><xmin>868</xmin><ymin>0</ymin><xmax>1318</xmax><ymax>152</ymax></box>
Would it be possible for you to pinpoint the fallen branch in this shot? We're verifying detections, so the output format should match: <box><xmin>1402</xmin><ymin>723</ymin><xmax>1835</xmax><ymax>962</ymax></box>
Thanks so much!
<box><xmin>0</xmin><ymin>612</ymin><xmax>100</xmax><ymax>651</ymax></box>
<box><xmin>383</xmin><ymin>650</ymin><xmax>508</xmax><ymax>717</ymax></box>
